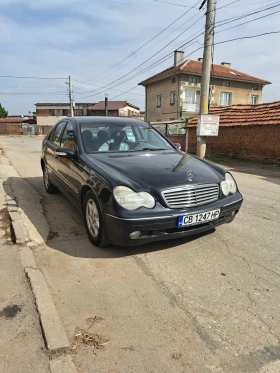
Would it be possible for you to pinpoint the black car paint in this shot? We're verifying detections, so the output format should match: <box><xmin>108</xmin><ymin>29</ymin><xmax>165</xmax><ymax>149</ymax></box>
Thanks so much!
<box><xmin>41</xmin><ymin>117</ymin><xmax>243</xmax><ymax>246</ymax></box>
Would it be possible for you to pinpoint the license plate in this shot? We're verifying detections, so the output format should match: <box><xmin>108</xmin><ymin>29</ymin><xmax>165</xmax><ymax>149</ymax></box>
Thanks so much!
<box><xmin>178</xmin><ymin>209</ymin><xmax>220</xmax><ymax>227</ymax></box>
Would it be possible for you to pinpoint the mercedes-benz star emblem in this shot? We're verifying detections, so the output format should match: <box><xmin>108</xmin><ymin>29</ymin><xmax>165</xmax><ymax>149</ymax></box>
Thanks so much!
<box><xmin>187</xmin><ymin>170</ymin><xmax>193</xmax><ymax>181</ymax></box>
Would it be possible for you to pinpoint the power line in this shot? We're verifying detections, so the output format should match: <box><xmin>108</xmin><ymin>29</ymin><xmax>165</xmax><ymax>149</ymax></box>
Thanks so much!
<box><xmin>83</xmin><ymin>0</ymin><xmax>201</xmax><ymax>84</ymax></box>
<box><xmin>79</xmin><ymin>28</ymin><xmax>279</xmax><ymax>102</ymax></box>
<box><xmin>88</xmin><ymin>0</ymin><xmax>196</xmax><ymax>6</ymax></box>
<box><xmin>80</xmin><ymin>1</ymin><xmax>278</xmax><ymax>97</ymax></box>
<box><xmin>82</xmin><ymin>16</ymin><xmax>204</xmax><ymax>97</ymax></box>
<box><xmin>81</xmin><ymin>0</ymin><xmax>256</xmax><ymax>88</ymax></box>
<box><xmin>151</xmin><ymin>0</ymin><xmax>199</xmax><ymax>8</ymax></box>
<box><xmin>72</xmin><ymin>79</ymin><xmax>145</xmax><ymax>96</ymax></box>
<box><xmin>0</xmin><ymin>76</ymin><xmax>67</xmax><ymax>80</ymax></box>
<box><xmin>96</xmin><ymin>30</ymin><xmax>280</xmax><ymax>101</ymax></box>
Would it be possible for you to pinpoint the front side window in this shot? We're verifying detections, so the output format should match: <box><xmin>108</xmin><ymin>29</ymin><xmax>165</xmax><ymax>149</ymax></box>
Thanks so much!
<box><xmin>50</xmin><ymin>122</ymin><xmax>66</xmax><ymax>146</ymax></box>
<box><xmin>157</xmin><ymin>94</ymin><xmax>162</xmax><ymax>107</ymax></box>
<box><xmin>220</xmin><ymin>91</ymin><xmax>232</xmax><ymax>106</ymax></box>
<box><xmin>170</xmin><ymin>91</ymin><xmax>176</xmax><ymax>104</ymax></box>
<box><xmin>49</xmin><ymin>109</ymin><xmax>56</xmax><ymax>116</ymax></box>
<box><xmin>61</xmin><ymin>122</ymin><xmax>75</xmax><ymax>149</ymax></box>
<box><xmin>251</xmin><ymin>95</ymin><xmax>259</xmax><ymax>105</ymax></box>
<box><xmin>189</xmin><ymin>76</ymin><xmax>198</xmax><ymax>84</ymax></box>
<box><xmin>80</xmin><ymin>121</ymin><xmax>173</xmax><ymax>153</ymax></box>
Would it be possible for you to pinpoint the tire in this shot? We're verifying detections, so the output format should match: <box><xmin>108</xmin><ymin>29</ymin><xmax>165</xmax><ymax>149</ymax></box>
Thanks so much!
<box><xmin>83</xmin><ymin>190</ymin><xmax>110</xmax><ymax>247</ymax></box>
<box><xmin>43</xmin><ymin>164</ymin><xmax>58</xmax><ymax>194</ymax></box>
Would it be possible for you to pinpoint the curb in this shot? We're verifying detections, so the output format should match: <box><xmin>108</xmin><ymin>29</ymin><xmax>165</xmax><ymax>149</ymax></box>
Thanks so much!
<box><xmin>0</xmin><ymin>154</ymin><xmax>77</xmax><ymax>372</ymax></box>
<box><xmin>26</xmin><ymin>267</ymin><xmax>70</xmax><ymax>352</ymax></box>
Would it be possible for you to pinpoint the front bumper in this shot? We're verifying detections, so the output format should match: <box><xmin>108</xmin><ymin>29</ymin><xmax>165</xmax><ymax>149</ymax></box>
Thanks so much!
<box><xmin>104</xmin><ymin>192</ymin><xmax>243</xmax><ymax>246</ymax></box>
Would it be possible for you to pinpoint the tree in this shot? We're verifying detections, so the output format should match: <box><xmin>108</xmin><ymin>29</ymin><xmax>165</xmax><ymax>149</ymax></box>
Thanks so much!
<box><xmin>0</xmin><ymin>103</ymin><xmax>8</xmax><ymax>118</ymax></box>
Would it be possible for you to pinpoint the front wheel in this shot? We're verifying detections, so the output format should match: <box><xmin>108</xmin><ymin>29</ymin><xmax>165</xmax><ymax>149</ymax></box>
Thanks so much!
<box><xmin>43</xmin><ymin>164</ymin><xmax>58</xmax><ymax>194</ymax></box>
<box><xmin>83</xmin><ymin>190</ymin><xmax>110</xmax><ymax>247</ymax></box>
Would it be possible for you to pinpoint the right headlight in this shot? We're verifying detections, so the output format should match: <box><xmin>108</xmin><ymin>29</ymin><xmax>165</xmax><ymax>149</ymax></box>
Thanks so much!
<box><xmin>113</xmin><ymin>186</ymin><xmax>155</xmax><ymax>210</ymax></box>
<box><xmin>221</xmin><ymin>173</ymin><xmax>237</xmax><ymax>196</ymax></box>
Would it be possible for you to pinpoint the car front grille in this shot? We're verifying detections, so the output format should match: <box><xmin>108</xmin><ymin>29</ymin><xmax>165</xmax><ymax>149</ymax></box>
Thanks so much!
<box><xmin>162</xmin><ymin>183</ymin><xmax>219</xmax><ymax>209</ymax></box>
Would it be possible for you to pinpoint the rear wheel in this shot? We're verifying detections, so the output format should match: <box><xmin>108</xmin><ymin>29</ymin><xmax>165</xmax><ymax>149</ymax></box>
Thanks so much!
<box><xmin>43</xmin><ymin>164</ymin><xmax>58</xmax><ymax>194</ymax></box>
<box><xmin>83</xmin><ymin>190</ymin><xmax>110</xmax><ymax>247</ymax></box>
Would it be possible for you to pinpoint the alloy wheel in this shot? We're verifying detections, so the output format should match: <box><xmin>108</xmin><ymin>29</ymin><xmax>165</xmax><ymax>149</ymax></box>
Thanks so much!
<box><xmin>86</xmin><ymin>199</ymin><xmax>100</xmax><ymax>238</ymax></box>
<box><xmin>44</xmin><ymin>167</ymin><xmax>49</xmax><ymax>189</ymax></box>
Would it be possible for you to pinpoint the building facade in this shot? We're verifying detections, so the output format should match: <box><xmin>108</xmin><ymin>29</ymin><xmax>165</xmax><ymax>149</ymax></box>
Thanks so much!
<box><xmin>139</xmin><ymin>52</ymin><xmax>271</xmax><ymax>122</ymax></box>
<box><xmin>35</xmin><ymin>103</ymin><xmax>93</xmax><ymax>134</ymax></box>
<box><xmin>35</xmin><ymin>101</ymin><xmax>141</xmax><ymax>135</ymax></box>
<box><xmin>88</xmin><ymin>101</ymin><xmax>140</xmax><ymax>117</ymax></box>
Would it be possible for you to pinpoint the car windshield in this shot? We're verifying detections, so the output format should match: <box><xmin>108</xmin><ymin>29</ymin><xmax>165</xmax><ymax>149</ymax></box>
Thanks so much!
<box><xmin>80</xmin><ymin>121</ymin><xmax>174</xmax><ymax>153</ymax></box>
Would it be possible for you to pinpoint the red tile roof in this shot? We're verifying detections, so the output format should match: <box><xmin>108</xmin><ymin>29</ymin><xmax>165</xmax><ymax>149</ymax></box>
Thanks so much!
<box><xmin>185</xmin><ymin>101</ymin><xmax>280</xmax><ymax>128</ymax></box>
<box><xmin>90</xmin><ymin>101</ymin><xmax>140</xmax><ymax>111</ymax></box>
<box><xmin>139</xmin><ymin>60</ymin><xmax>271</xmax><ymax>85</ymax></box>
<box><xmin>0</xmin><ymin>116</ymin><xmax>32</xmax><ymax>123</ymax></box>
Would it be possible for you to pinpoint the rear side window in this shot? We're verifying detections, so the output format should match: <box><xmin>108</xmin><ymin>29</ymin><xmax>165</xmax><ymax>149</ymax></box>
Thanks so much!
<box><xmin>51</xmin><ymin>122</ymin><xmax>66</xmax><ymax>146</ymax></box>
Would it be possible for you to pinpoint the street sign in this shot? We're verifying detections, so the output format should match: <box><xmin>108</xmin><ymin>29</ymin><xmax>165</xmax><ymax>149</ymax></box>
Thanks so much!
<box><xmin>196</xmin><ymin>114</ymin><xmax>220</xmax><ymax>136</ymax></box>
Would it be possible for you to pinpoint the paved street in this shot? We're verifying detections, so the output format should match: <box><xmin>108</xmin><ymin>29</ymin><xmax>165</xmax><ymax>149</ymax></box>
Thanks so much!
<box><xmin>1</xmin><ymin>136</ymin><xmax>280</xmax><ymax>373</ymax></box>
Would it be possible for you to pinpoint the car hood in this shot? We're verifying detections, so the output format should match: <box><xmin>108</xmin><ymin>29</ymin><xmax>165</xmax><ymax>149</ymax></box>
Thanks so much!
<box><xmin>86</xmin><ymin>151</ymin><xmax>225</xmax><ymax>192</ymax></box>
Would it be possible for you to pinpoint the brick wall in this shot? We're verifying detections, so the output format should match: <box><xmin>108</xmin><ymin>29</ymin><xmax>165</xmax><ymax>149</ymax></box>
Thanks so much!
<box><xmin>167</xmin><ymin>135</ymin><xmax>186</xmax><ymax>150</ymax></box>
<box><xmin>184</xmin><ymin>124</ymin><xmax>280</xmax><ymax>164</ymax></box>
<box><xmin>0</xmin><ymin>124</ymin><xmax>22</xmax><ymax>135</ymax></box>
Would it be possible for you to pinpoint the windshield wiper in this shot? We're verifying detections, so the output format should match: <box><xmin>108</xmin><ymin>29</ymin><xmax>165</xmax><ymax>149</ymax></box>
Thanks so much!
<box><xmin>142</xmin><ymin>148</ymin><xmax>169</xmax><ymax>151</ymax></box>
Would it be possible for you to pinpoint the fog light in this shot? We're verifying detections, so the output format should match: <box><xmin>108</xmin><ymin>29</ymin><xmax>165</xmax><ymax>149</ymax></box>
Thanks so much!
<box><xmin>129</xmin><ymin>231</ymin><xmax>141</xmax><ymax>239</ymax></box>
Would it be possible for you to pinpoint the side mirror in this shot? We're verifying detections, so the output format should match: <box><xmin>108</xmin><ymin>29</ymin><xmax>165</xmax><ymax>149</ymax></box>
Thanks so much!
<box><xmin>55</xmin><ymin>148</ymin><xmax>75</xmax><ymax>158</ymax></box>
<box><xmin>173</xmin><ymin>143</ymin><xmax>181</xmax><ymax>150</ymax></box>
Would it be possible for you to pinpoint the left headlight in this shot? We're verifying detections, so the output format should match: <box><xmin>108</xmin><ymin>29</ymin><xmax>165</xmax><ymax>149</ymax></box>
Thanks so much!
<box><xmin>114</xmin><ymin>186</ymin><xmax>155</xmax><ymax>210</ymax></box>
<box><xmin>221</xmin><ymin>173</ymin><xmax>237</xmax><ymax>196</ymax></box>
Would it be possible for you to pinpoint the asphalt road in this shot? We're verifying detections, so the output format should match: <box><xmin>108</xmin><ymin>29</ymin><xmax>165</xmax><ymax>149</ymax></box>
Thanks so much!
<box><xmin>1</xmin><ymin>136</ymin><xmax>280</xmax><ymax>373</ymax></box>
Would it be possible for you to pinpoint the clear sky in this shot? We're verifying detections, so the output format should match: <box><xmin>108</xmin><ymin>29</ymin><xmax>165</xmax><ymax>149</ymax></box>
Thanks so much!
<box><xmin>0</xmin><ymin>0</ymin><xmax>279</xmax><ymax>115</ymax></box>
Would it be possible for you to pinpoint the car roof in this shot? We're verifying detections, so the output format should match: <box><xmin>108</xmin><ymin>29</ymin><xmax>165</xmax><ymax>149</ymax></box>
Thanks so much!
<box><xmin>71</xmin><ymin>116</ymin><xmax>149</xmax><ymax>127</ymax></box>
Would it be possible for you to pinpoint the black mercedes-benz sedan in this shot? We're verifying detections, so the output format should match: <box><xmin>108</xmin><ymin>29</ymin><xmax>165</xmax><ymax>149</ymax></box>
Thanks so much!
<box><xmin>41</xmin><ymin>117</ymin><xmax>243</xmax><ymax>247</ymax></box>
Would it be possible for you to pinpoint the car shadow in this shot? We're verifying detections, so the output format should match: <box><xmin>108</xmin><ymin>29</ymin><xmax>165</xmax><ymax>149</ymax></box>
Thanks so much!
<box><xmin>4</xmin><ymin>176</ymin><xmax>215</xmax><ymax>259</ymax></box>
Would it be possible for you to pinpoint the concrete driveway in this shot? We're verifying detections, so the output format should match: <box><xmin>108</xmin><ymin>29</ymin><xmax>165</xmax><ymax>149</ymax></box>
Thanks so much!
<box><xmin>1</xmin><ymin>136</ymin><xmax>280</xmax><ymax>373</ymax></box>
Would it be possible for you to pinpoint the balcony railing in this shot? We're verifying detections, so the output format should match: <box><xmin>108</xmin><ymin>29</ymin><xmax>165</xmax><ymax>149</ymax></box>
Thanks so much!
<box><xmin>181</xmin><ymin>102</ymin><xmax>200</xmax><ymax>112</ymax></box>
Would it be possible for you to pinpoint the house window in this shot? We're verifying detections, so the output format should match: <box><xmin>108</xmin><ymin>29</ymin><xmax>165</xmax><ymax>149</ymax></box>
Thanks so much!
<box><xmin>170</xmin><ymin>91</ymin><xmax>176</xmax><ymax>104</ymax></box>
<box><xmin>252</xmin><ymin>85</ymin><xmax>259</xmax><ymax>90</ymax></box>
<box><xmin>157</xmin><ymin>94</ymin><xmax>162</xmax><ymax>107</ymax></box>
<box><xmin>251</xmin><ymin>95</ymin><xmax>259</xmax><ymax>105</ymax></box>
<box><xmin>74</xmin><ymin>109</ymin><xmax>79</xmax><ymax>116</ymax></box>
<box><xmin>223</xmin><ymin>81</ymin><xmax>231</xmax><ymax>87</ymax></box>
<box><xmin>171</xmin><ymin>77</ymin><xmax>176</xmax><ymax>83</ymax></box>
<box><xmin>189</xmin><ymin>76</ymin><xmax>198</xmax><ymax>84</ymax></box>
<box><xmin>220</xmin><ymin>91</ymin><xmax>232</xmax><ymax>106</ymax></box>
<box><xmin>170</xmin><ymin>117</ymin><xmax>175</xmax><ymax>120</ymax></box>
<box><xmin>60</xmin><ymin>109</ymin><xmax>68</xmax><ymax>116</ymax></box>
<box><xmin>185</xmin><ymin>89</ymin><xmax>199</xmax><ymax>104</ymax></box>
<box><xmin>49</xmin><ymin>109</ymin><xmax>56</xmax><ymax>116</ymax></box>
<box><xmin>82</xmin><ymin>106</ymin><xmax>88</xmax><ymax>116</ymax></box>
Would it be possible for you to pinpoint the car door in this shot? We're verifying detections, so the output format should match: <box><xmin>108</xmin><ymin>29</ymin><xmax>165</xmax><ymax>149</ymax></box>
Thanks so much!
<box><xmin>55</xmin><ymin>121</ymin><xmax>78</xmax><ymax>200</ymax></box>
<box><xmin>44</xmin><ymin>121</ymin><xmax>67</xmax><ymax>185</ymax></box>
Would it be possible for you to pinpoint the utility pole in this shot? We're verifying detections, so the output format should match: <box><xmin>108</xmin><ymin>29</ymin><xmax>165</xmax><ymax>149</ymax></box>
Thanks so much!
<box><xmin>105</xmin><ymin>94</ymin><xmax>108</xmax><ymax>117</ymax></box>
<box><xmin>69</xmin><ymin>76</ymin><xmax>74</xmax><ymax>117</ymax></box>
<box><xmin>196</xmin><ymin>0</ymin><xmax>216</xmax><ymax>158</ymax></box>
